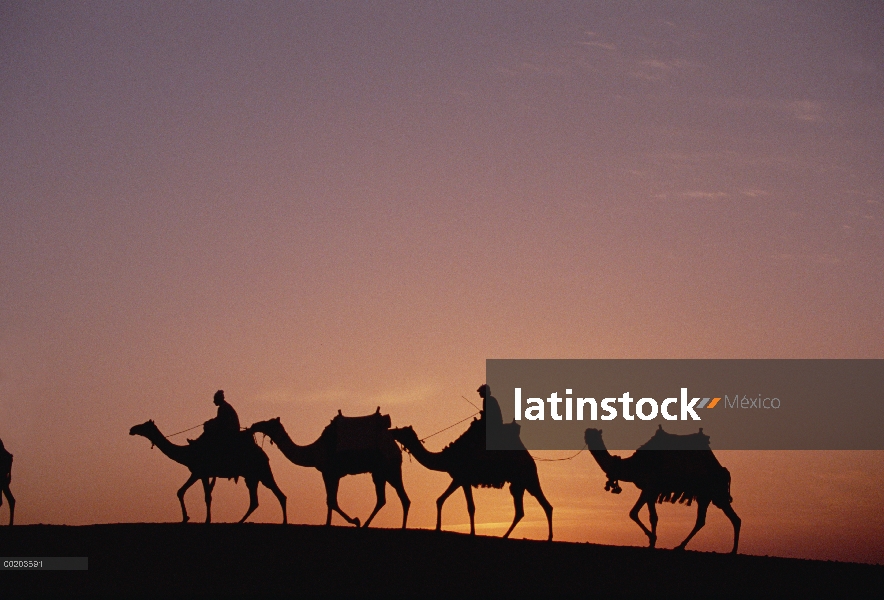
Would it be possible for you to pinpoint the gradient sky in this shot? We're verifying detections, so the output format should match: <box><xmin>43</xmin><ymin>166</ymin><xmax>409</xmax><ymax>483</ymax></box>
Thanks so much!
<box><xmin>1</xmin><ymin>2</ymin><xmax>882</xmax><ymax>564</ymax></box>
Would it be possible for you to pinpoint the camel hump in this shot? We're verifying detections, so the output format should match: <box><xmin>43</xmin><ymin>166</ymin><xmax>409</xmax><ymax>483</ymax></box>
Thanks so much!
<box><xmin>638</xmin><ymin>427</ymin><xmax>711</xmax><ymax>451</ymax></box>
<box><xmin>446</xmin><ymin>419</ymin><xmax>525</xmax><ymax>454</ymax></box>
<box><xmin>330</xmin><ymin>411</ymin><xmax>393</xmax><ymax>452</ymax></box>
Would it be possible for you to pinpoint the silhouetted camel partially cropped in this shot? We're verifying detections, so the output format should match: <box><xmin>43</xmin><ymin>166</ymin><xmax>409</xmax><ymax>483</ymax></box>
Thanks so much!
<box><xmin>248</xmin><ymin>416</ymin><xmax>410</xmax><ymax>528</ymax></box>
<box><xmin>584</xmin><ymin>426</ymin><xmax>740</xmax><ymax>553</ymax></box>
<box><xmin>0</xmin><ymin>438</ymin><xmax>14</xmax><ymax>525</ymax></box>
<box><xmin>391</xmin><ymin>422</ymin><xmax>553</xmax><ymax>540</ymax></box>
<box><xmin>129</xmin><ymin>420</ymin><xmax>287</xmax><ymax>524</ymax></box>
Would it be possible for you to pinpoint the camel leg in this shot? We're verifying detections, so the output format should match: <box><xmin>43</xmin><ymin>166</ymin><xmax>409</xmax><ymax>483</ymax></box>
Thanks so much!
<box><xmin>503</xmin><ymin>484</ymin><xmax>525</xmax><ymax>539</ymax></box>
<box><xmin>435</xmin><ymin>480</ymin><xmax>461</xmax><ymax>532</ymax></box>
<box><xmin>629</xmin><ymin>492</ymin><xmax>656</xmax><ymax>548</ymax></box>
<box><xmin>322</xmin><ymin>474</ymin><xmax>360</xmax><ymax>527</ymax></box>
<box><xmin>2</xmin><ymin>485</ymin><xmax>14</xmax><ymax>526</ymax></box>
<box><xmin>526</xmin><ymin>482</ymin><xmax>554</xmax><ymax>541</ymax></box>
<box><xmin>362</xmin><ymin>472</ymin><xmax>387</xmax><ymax>529</ymax></box>
<box><xmin>177</xmin><ymin>474</ymin><xmax>200</xmax><ymax>523</ymax></box>
<box><xmin>201</xmin><ymin>478</ymin><xmax>213</xmax><ymax>524</ymax></box>
<box><xmin>462</xmin><ymin>484</ymin><xmax>476</xmax><ymax>536</ymax></box>
<box><xmin>647</xmin><ymin>498</ymin><xmax>658</xmax><ymax>547</ymax></box>
<box><xmin>260</xmin><ymin>472</ymin><xmax>287</xmax><ymax>525</ymax></box>
<box><xmin>389</xmin><ymin>470</ymin><xmax>410</xmax><ymax>529</ymax></box>
<box><xmin>676</xmin><ymin>498</ymin><xmax>711</xmax><ymax>551</ymax></box>
<box><xmin>718</xmin><ymin>502</ymin><xmax>741</xmax><ymax>554</ymax></box>
<box><xmin>238</xmin><ymin>478</ymin><xmax>260</xmax><ymax>524</ymax></box>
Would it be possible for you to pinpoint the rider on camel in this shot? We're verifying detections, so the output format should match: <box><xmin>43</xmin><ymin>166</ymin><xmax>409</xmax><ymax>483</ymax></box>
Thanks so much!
<box><xmin>202</xmin><ymin>390</ymin><xmax>241</xmax><ymax>449</ymax></box>
<box><xmin>478</xmin><ymin>384</ymin><xmax>508</xmax><ymax>449</ymax></box>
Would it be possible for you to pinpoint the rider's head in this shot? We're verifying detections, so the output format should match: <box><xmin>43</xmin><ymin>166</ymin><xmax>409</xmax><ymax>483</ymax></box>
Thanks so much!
<box><xmin>213</xmin><ymin>390</ymin><xmax>225</xmax><ymax>405</ymax></box>
<box><xmin>477</xmin><ymin>384</ymin><xmax>490</xmax><ymax>399</ymax></box>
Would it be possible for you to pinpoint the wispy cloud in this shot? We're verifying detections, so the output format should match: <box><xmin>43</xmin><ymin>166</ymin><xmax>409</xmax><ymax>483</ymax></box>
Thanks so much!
<box><xmin>788</xmin><ymin>100</ymin><xmax>823</xmax><ymax>122</ymax></box>
<box><xmin>629</xmin><ymin>58</ymin><xmax>699</xmax><ymax>81</ymax></box>
<box><xmin>681</xmin><ymin>191</ymin><xmax>728</xmax><ymax>199</ymax></box>
<box><xmin>496</xmin><ymin>27</ymin><xmax>698</xmax><ymax>85</ymax></box>
<box><xmin>252</xmin><ymin>381</ymin><xmax>442</xmax><ymax>412</ymax></box>
<box><xmin>578</xmin><ymin>41</ymin><xmax>617</xmax><ymax>51</ymax></box>
<box><xmin>772</xmin><ymin>252</ymin><xmax>842</xmax><ymax>266</ymax></box>
<box><xmin>718</xmin><ymin>97</ymin><xmax>825</xmax><ymax>122</ymax></box>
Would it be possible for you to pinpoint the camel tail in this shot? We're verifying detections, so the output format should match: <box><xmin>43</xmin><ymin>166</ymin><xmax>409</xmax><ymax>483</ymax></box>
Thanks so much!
<box><xmin>725</xmin><ymin>467</ymin><xmax>733</xmax><ymax>503</ymax></box>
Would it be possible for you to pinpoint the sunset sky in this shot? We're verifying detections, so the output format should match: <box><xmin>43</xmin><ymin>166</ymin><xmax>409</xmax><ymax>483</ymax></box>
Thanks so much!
<box><xmin>1</xmin><ymin>2</ymin><xmax>882</xmax><ymax>564</ymax></box>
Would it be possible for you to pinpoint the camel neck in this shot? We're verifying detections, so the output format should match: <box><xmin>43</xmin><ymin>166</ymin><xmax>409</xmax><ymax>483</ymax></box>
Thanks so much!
<box><xmin>148</xmin><ymin>431</ymin><xmax>191</xmax><ymax>466</ymax></box>
<box><xmin>588</xmin><ymin>447</ymin><xmax>627</xmax><ymax>482</ymax></box>
<box><xmin>401</xmin><ymin>437</ymin><xmax>449</xmax><ymax>472</ymax></box>
<box><xmin>263</xmin><ymin>426</ymin><xmax>322</xmax><ymax>468</ymax></box>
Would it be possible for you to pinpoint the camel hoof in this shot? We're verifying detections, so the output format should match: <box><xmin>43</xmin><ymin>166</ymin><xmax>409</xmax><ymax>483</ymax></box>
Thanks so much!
<box><xmin>673</xmin><ymin>544</ymin><xmax>686</xmax><ymax>552</ymax></box>
<box><xmin>353</xmin><ymin>518</ymin><xmax>361</xmax><ymax>528</ymax></box>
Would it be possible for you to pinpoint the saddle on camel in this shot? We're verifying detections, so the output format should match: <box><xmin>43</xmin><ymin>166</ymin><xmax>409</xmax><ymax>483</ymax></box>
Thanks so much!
<box><xmin>188</xmin><ymin>390</ymin><xmax>252</xmax><ymax>476</ymax></box>
<box><xmin>435</xmin><ymin>418</ymin><xmax>526</xmax><ymax>489</ymax></box>
<box><xmin>328</xmin><ymin>407</ymin><xmax>399</xmax><ymax>461</ymax></box>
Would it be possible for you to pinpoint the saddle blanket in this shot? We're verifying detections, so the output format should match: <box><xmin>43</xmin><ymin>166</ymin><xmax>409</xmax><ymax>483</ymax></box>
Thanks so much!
<box><xmin>333</xmin><ymin>410</ymin><xmax>393</xmax><ymax>452</ymax></box>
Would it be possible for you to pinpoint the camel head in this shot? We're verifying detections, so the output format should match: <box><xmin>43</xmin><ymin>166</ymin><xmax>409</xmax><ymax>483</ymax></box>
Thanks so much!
<box><xmin>247</xmin><ymin>417</ymin><xmax>282</xmax><ymax>435</ymax></box>
<box><xmin>584</xmin><ymin>428</ymin><xmax>606</xmax><ymax>450</ymax></box>
<box><xmin>129</xmin><ymin>420</ymin><xmax>159</xmax><ymax>438</ymax></box>
<box><xmin>129</xmin><ymin>420</ymin><xmax>163</xmax><ymax>448</ymax></box>
<box><xmin>247</xmin><ymin>418</ymin><xmax>284</xmax><ymax>444</ymax></box>
<box><xmin>390</xmin><ymin>426</ymin><xmax>419</xmax><ymax>449</ymax></box>
<box><xmin>584</xmin><ymin>428</ymin><xmax>625</xmax><ymax>489</ymax></box>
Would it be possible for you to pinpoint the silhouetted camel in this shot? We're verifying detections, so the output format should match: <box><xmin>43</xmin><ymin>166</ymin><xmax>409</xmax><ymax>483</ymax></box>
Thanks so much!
<box><xmin>129</xmin><ymin>420</ymin><xmax>287</xmax><ymax>524</ymax></box>
<box><xmin>248</xmin><ymin>416</ymin><xmax>409</xmax><ymax>528</ymax></box>
<box><xmin>584</xmin><ymin>426</ymin><xmax>740</xmax><ymax>553</ymax></box>
<box><xmin>0</xmin><ymin>438</ymin><xmax>13</xmax><ymax>525</ymax></box>
<box><xmin>391</xmin><ymin>422</ymin><xmax>553</xmax><ymax>540</ymax></box>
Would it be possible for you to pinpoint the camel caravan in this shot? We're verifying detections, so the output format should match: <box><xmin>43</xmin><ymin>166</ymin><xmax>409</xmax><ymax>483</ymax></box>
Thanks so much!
<box><xmin>126</xmin><ymin>386</ymin><xmax>741</xmax><ymax>553</ymax></box>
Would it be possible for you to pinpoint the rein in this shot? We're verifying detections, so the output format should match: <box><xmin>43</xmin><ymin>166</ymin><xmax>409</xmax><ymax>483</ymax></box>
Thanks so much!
<box><xmin>165</xmin><ymin>423</ymin><xmax>204</xmax><ymax>438</ymax></box>
<box><xmin>417</xmin><ymin>412</ymin><xmax>481</xmax><ymax>443</ymax></box>
<box><xmin>530</xmin><ymin>446</ymin><xmax>587</xmax><ymax>462</ymax></box>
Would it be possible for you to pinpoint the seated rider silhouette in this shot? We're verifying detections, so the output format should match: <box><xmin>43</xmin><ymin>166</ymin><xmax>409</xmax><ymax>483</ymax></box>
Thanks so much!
<box><xmin>477</xmin><ymin>384</ymin><xmax>506</xmax><ymax>449</ymax></box>
<box><xmin>201</xmin><ymin>390</ymin><xmax>241</xmax><ymax>452</ymax></box>
<box><xmin>477</xmin><ymin>384</ymin><xmax>502</xmax><ymax>429</ymax></box>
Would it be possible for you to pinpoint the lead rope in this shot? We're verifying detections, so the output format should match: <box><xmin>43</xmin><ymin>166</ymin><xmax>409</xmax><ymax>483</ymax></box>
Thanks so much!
<box><xmin>396</xmin><ymin>411</ymin><xmax>480</xmax><ymax>461</ymax></box>
<box><xmin>418</xmin><ymin>412</ymin><xmax>481</xmax><ymax>443</ymax></box>
<box><xmin>530</xmin><ymin>445</ymin><xmax>587</xmax><ymax>462</ymax></box>
<box><xmin>164</xmin><ymin>423</ymin><xmax>204</xmax><ymax>438</ymax></box>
